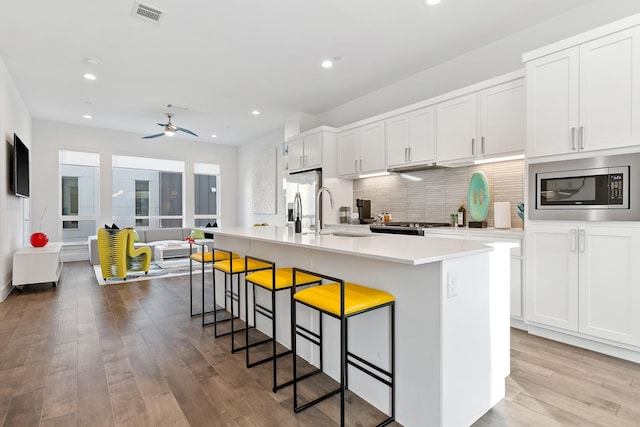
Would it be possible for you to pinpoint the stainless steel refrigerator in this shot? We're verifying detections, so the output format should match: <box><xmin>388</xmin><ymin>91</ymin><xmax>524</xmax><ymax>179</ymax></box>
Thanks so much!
<box><xmin>285</xmin><ymin>169</ymin><xmax>321</xmax><ymax>231</ymax></box>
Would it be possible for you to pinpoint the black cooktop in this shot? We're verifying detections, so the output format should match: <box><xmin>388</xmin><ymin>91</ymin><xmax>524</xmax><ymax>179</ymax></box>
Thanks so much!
<box><xmin>369</xmin><ymin>221</ymin><xmax>451</xmax><ymax>235</ymax></box>
<box><xmin>380</xmin><ymin>221</ymin><xmax>451</xmax><ymax>228</ymax></box>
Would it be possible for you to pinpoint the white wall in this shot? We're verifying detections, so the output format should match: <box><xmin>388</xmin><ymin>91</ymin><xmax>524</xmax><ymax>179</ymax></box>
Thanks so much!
<box><xmin>0</xmin><ymin>56</ymin><xmax>32</xmax><ymax>300</ymax></box>
<box><xmin>237</xmin><ymin>129</ymin><xmax>287</xmax><ymax>227</ymax></box>
<box><xmin>316</xmin><ymin>0</ymin><xmax>640</xmax><ymax>127</ymax></box>
<box><xmin>30</xmin><ymin>120</ymin><xmax>239</xmax><ymax>245</ymax></box>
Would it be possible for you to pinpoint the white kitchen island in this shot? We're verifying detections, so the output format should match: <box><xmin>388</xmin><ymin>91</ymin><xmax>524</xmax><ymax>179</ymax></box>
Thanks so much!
<box><xmin>208</xmin><ymin>226</ymin><xmax>510</xmax><ymax>427</ymax></box>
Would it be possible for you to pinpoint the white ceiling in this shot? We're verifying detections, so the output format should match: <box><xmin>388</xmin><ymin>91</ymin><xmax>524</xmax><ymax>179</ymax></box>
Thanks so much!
<box><xmin>0</xmin><ymin>0</ymin><xmax>593</xmax><ymax>145</ymax></box>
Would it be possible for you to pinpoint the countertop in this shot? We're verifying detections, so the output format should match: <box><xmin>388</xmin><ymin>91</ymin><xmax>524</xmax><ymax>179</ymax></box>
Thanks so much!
<box><xmin>202</xmin><ymin>226</ymin><xmax>492</xmax><ymax>266</ymax></box>
<box><xmin>325</xmin><ymin>223</ymin><xmax>524</xmax><ymax>239</ymax></box>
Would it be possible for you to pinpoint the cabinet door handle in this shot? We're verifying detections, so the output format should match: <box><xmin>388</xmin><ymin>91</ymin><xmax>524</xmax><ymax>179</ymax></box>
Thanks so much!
<box><xmin>579</xmin><ymin>126</ymin><xmax>585</xmax><ymax>150</ymax></box>
<box><xmin>570</xmin><ymin>229</ymin><xmax>577</xmax><ymax>252</ymax></box>
<box><xmin>481</xmin><ymin>137</ymin><xmax>485</xmax><ymax>154</ymax></box>
<box><xmin>354</xmin><ymin>159</ymin><xmax>358</xmax><ymax>173</ymax></box>
<box><xmin>404</xmin><ymin>147</ymin><xmax>408</xmax><ymax>162</ymax></box>
<box><xmin>471</xmin><ymin>138</ymin><xmax>476</xmax><ymax>155</ymax></box>
<box><xmin>359</xmin><ymin>159</ymin><xmax>363</xmax><ymax>171</ymax></box>
<box><xmin>579</xmin><ymin>229</ymin><xmax>585</xmax><ymax>252</ymax></box>
<box><xmin>571</xmin><ymin>128</ymin><xmax>577</xmax><ymax>151</ymax></box>
<box><xmin>408</xmin><ymin>146</ymin><xmax>412</xmax><ymax>162</ymax></box>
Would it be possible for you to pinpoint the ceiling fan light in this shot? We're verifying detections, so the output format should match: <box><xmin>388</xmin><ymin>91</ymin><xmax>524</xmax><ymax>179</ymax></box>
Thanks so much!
<box><xmin>164</xmin><ymin>129</ymin><xmax>175</xmax><ymax>136</ymax></box>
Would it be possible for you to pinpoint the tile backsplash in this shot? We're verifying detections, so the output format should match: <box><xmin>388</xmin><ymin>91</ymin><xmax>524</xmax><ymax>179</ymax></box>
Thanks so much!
<box><xmin>353</xmin><ymin>159</ymin><xmax>524</xmax><ymax>228</ymax></box>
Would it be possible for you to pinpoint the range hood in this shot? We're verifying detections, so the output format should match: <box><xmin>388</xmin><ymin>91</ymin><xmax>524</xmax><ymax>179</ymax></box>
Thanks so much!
<box><xmin>386</xmin><ymin>162</ymin><xmax>448</xmax><ymax>173</ymax></box>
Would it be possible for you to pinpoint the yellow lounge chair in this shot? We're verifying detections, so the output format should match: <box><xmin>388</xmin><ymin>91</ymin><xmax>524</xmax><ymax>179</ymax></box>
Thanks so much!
<box><xmin>97</xmin><ymin>228</ymin><xmax>151</xmax><ymax>281</ymax></box>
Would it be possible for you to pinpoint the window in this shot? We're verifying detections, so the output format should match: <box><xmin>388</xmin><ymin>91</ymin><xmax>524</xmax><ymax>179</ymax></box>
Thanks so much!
<box><xmin>194</xmin><ymin>163</ymin><xmax>220</xmax><ymax>227</ymax></box>
<box><xmin>62</xmin><ymin>176</ymin><xmax>79</xmax><ymax>229</ymax></box>
<box><xmin>135</xmin><ymin>180</ymin><xmax>150</xmax><ymax>227</ymax></box>
<box><xmin>59</xmin><ymin>151</ymin><xmax>100</xmax><ymax>243</ymax></box>
<box><xmin>112</xmin><ymin>155</ymin><xmax>184</xmax><ymax>228</ymax></box>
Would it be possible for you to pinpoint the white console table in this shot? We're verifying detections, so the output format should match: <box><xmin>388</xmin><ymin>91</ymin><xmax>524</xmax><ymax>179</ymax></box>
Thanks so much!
<box><xmin>13</xmin><ymin>242</ymin><xmax>63</xmax><ymax>288</ymax></box>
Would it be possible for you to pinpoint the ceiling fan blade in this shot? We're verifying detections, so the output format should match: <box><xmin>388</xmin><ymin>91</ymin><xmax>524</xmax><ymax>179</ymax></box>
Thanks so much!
<box><xmin>177</xmin><ymin>127</ymin><xmax>198</xmax><ymax>137</ymax></box>
<box><xmin>142</xmin><ymin>133</ymin><xmax>165</xmax><ymax>139</ymax></box>
<box><xmin>157</xmin><ymin>122</ymin><xmax>169</xmax><ymax>127</ymax></box>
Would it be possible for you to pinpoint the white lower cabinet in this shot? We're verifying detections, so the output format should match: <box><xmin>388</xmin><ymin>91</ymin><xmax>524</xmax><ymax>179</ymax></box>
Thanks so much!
<box><xmin>468</xmin><ymin>235</ymin><xmax>523</xmax><ymax>321</ymax></box>
<box><xmin>526</xmin><ymin>224</ymin><xmax>640</xmax><ymax>347</ymax></box>
<box><xmin>526</xmin><ymin>225</ymin><xmax>579</xmax><ymax>331</ymax></box>
<box><xmin>426</xmin><ymin>230</ymin><xmax>523</xmax><ymax>320</ymax></box>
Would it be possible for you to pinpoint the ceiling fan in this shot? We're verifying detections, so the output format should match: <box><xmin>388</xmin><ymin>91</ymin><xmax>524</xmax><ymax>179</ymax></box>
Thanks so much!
<box><xmin>142</xmin><ymin>113</ymin><xmax>198</xmax><ymax>139</ymax></box>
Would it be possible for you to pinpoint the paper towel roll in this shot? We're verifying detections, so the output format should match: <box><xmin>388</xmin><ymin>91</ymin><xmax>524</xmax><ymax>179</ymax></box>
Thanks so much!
<box><xmin>494</xmin><ymin>202</ymin><xmax>511</xmax><ymax>229</ymax></box>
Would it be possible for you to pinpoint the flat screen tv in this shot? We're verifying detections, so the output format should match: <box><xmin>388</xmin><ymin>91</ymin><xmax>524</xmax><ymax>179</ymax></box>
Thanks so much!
<box><xmin>13</xmin><ymin>133</ymin><xmax>29</xmax><ymax>198</ymax></box>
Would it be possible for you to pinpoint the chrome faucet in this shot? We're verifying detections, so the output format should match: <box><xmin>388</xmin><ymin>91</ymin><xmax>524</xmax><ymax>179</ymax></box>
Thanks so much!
<box><xmin>315</xmin><ymin>187</ymin><xmax>334</xmax><ymax>235</ymax></box>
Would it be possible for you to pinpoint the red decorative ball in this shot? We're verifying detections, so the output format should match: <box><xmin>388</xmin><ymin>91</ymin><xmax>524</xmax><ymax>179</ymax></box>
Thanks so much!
<box><xmin>30</xmin><ymin>232</ymin><xmax>49</xmax><ymax>247</ymax></box>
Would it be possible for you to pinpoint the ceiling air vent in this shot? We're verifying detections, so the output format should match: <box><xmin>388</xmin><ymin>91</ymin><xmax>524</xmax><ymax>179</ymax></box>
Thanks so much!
<box><xmin>132</xmin><ymin>2</ymin><xmax>163</xmax><ymax>24</ymax></box>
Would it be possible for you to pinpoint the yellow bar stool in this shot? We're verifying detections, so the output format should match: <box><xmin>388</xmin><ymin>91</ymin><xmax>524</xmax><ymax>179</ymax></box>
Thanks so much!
<box><xmin>243</xmin><ymin>256</ymin><xmax>322</xmax><ymax>392</ymax></box>
<box><xmin>188</xmin><ymin>243</ymin><xmax>240</xmax><ymax>327</ymax></box>
<box><xmin>291</xmin><ymin>268</ymin><xmax>395</xmax><ymax>427</ymax></box>
<box><xmin>212</xmin><ymin>248</ymin><xmax>271</xmax><ymax>349</ymax></box>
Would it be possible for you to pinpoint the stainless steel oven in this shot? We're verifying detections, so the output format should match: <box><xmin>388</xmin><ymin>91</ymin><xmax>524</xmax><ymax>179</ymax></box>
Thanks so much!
<box><xmin>528</xmin><ymin>153</ymin><xmax>640</xmax><ymax>221</ymax></box>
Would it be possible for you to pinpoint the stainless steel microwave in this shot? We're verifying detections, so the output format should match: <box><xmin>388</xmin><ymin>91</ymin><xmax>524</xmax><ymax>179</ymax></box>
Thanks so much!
<box><xmin>528</xmin><ymin>153</ymin><xmax>640</xmax><ymax>221</ymax></box>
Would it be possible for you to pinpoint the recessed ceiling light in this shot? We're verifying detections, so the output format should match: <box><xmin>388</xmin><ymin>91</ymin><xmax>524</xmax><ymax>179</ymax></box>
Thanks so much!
<box><xmin>84</xmin><ymin>73</ymin><xmax>96</xmax><ymax>81</ymax></box>
<box><xmin>83</xmin><ymin>114</ymin><xmax>92</xmax><ymax>119</ymax></box>
<box><xmin>252</xmin><ymin>110</ymin><xmax>260</xmax><ymax>116</ymax></box>
<box><xmin>321</xmin><ymin>60</ymin><xmax>333</xmax><ymax>69</ymax></box>
<box><xmin>210</xmin><ymin>134</ymin><xmax>217</xmax><ymax>138</ymax></box>
<box><xmin>425</xmin><ymin>0</ymin><xmax>441</xmax><ymax>5</ymax></box>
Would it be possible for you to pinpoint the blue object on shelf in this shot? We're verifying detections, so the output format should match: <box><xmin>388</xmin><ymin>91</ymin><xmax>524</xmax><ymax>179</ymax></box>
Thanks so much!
<box><xmin>468</xmin><ymin>172</ymin><xmax>490</xmax><ymax>221</ymax></box>
<box><xmin>517</xmin><ymin>202</ymin><xmax>525</xmax><ymax>221</ymax></box>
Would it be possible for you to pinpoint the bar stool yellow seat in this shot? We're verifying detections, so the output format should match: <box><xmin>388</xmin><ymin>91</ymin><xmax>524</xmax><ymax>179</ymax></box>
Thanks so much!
<box><xmin>244</xmin><ymin>257</ymin><xmax>322</xmax><ymax>392</ymax></box>
<box><xmin>188</xmin><ymin>244</ymin><xmax>239</xmax><ymax>327</ymax></box>
<box><xmin>212</xmin><ymin>250</ymin><xmax>271</xmax><ymax>349</ymax></box>
<box><xmin>291</xmin><ymin>268</ymin><xmax>396</xmax><ymax>427</ymax></box>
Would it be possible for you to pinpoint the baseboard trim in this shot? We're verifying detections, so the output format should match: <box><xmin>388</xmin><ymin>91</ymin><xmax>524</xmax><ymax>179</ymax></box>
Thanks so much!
<box><xmin>527</xmin><ymin>325</ymin><xmax>640</xmax><ymax>363</ymax></box>
<box><xmin>510</xmin><ymin>318</ymin><xmax>528</xmax><ymax>331</ymax></box>
<box><xmin>0</xmin><ymin>281</ymin><xmax>14</xmax><ymax>302</ymax></box>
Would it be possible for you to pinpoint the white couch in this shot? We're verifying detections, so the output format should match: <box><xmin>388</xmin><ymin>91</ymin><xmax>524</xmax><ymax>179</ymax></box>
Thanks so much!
<box><xmin>88</xmin><ymin>227</ymin><xmax>213</xmax><ymax>265</ymax></box>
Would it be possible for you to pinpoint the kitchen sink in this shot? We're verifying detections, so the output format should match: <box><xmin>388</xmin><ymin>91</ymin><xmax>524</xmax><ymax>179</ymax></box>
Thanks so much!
<box><xmin>301</xmin><ymin>231</ymin><xmax>376</xmax><ymax>237</ymax></box>
<box><xmin>321</xmin><ymin>231</ymin><xmax>376</xmax><ymax>238</ymax></box>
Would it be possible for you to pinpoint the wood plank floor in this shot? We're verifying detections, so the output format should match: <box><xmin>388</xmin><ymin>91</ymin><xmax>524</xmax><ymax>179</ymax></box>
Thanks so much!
<box><xmin>0</xmin><ymin>261</ymin><xmax>638</xmax><ymax>426</ymax></box>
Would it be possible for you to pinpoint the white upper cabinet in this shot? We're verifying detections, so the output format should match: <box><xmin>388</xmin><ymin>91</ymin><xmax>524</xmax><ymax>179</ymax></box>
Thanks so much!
<box><xmin>525</xmin><ymin>49</ymin><xmax>579</xmax><ymax>158</ymax></box>
<box><xmin>479</xmin><ymin>80</ymin><xmax>525</xmax><ymax>157</ymax></box>
<box><xmin>331</xmin><ymin>70</ymin><xmax>524</xmax><ymax>176</ymax></box>
<box><xmin>337</xmin><ymin>121</ymin><xmax>386</xmax><ymax>178</ymax></box>
<box><xmin>287</xmin><ymin>130</ymin><xmax>325</xmax><ymax>173</ymax></box>
<box><xmin>337</xmin><ymin>128</ymin><xmax>358</xmax><ymax>177</ymax></box>
<box><xmin>386</xmin><ymin>106</ymin><xmax>436</xmax><ymax>169</ymax></box>
<box><xmin>579</xmin><ymin>28</ymin><xmax>640</xmax><ymax>152</ymax></box>
<box><xmin>437</xmin><ymin>80</ymin><xmax>524</xmax><ymax>164</ymax></box>
<box><xmin>526</xmin><ymin>26</ymin><xmax>640</xmax><ymax>158</ymax></box>
<box><xmin>437</xmin><ymin>94</ymin><xmax>478</xmax><ymax>163</ymax></box>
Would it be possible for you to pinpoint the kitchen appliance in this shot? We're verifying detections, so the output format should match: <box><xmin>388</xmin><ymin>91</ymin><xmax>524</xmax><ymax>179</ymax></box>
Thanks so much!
<box><xmin>339</xmin><ymin>206</ymin><xmax>351</xmax><ymax>223</ymax></box>
<box><xmin>494</xmin><ymin>202</ymin><xmax>511</xmax><ymax>229</ymax></box>
<box><xmin>356</xmin><ymin>199</ymin><xmax>372</xmax><ymax>224</ymax></box>
<box><xmin>528</xmin><ymin>153</ymin><xmax>640</xmax><ymax>221</ymax></box>
<box><xmin>370</xmin><ymin>221</ymin><xmax>451</xmax><ymax>236</ymax></box>
<box><xmin>285</xmin><ymin>169</ymin><xmax>321</xmax><ymax>230</ymax></box>
<box><xmin>293</xmin><ymin>192</ymin><xmax>303</xmax><ymax>233</ymax></box>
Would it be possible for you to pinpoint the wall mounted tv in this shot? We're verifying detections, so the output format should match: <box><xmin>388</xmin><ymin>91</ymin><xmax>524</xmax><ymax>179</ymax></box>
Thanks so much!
<box><xmin>13</xmin><ymin>133</ymin><xmax>29</xmax><ymax>198</ymax></box>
